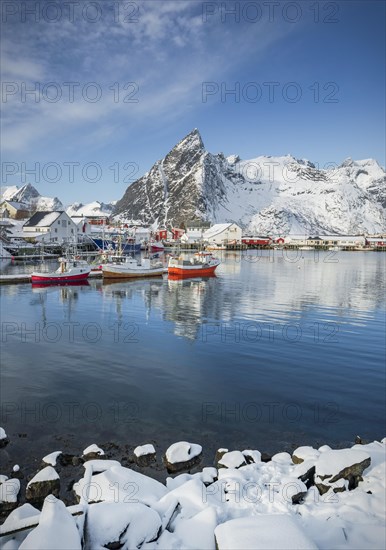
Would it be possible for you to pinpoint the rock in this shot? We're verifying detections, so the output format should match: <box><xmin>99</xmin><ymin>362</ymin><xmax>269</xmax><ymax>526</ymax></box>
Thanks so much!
<box><xmin>19</xmin><ymin>496</ymin><xmax>81</xmax><ymax>549</ymax></box>
<box><xmin>0</xmin><ymin>427</ymin><xmax>9</xmax><ymax>448</ymax></box>
<box><xmin>215</xmin><ymin>448</ymin><xmax>228</xmax><ymax>464</ymax></box>
<box><xmin>215</xmin><ymin>514</ymin><xmax>318</xmax><ymax>549</ymax></box>
<box><xmin>164</xmin><ymin>442</ymin><xmax>202</xmax><ymax>473</ymax></box>
<box><xmin>201</xmin><ymin>467</ymin><xmax>218</xmax><ymax>486</ymax></box>
<box><xmin>261</xmin><ymin>452</ymin><xmax>272</xmax><ymax>463</ymax></box>
<box><xmin>293</xmin><ymin>460</ymin><xmax>316</xmax><ymax>489</ymax></box>
<box><xmin>82</xmin><ymin>444</ymin><xmax>105</xmax><ymax>461</ymax></box>
<box><xmin>218</xmin><ymin>451</ymin><xmax>247</xmax><ymax>469</ymax></box>
<box><xmin>0</xmin><ymin>477</ymin><xmax>20</xmax><ymax>514</ymax></box>
<box><xmin>26</xmin><ymin>466</ymin><xmax>60</xmax><ymax>503</ymax></box>
<box><xmin>42</xmin><ymin>451</ymin><xmax>62</xmax><ymax>467</ymax></box>
<box><xmin>133</xmin><ymin>444</ymin><xmax>156</xmax><ymax>467</ymax></box>
<box><xmin>315</xmin><ymin>449</ymin><xmax>371</xmax><ymax>494</ymax></box>
<box><xmin>292</xmin><ymin>446</ymin><xmax>320</xmax><ymax>465</ymax></box>
<box><xmin>242</xmin><ymin>449</ymin><xmax>261</xmax><ymax>464</ymax></box>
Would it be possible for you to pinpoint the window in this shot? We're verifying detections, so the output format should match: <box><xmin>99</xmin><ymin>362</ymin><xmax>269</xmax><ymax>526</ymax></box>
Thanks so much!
<box><xmin>55</xmin><ymin>228</ymin><xmax>57</xmax><ymax>233</ymax></box>
<box><xmin>62</xmin><ymin>220</ymin><xmax>67</xmax><ymax>227</ymax></box>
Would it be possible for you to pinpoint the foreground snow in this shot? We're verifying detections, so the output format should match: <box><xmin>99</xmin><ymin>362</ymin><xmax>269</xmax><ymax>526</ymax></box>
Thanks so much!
<box><xmin>1</xmin><ymin>439</ymin><xmax>385</xmax><ymax>549</ymax></box>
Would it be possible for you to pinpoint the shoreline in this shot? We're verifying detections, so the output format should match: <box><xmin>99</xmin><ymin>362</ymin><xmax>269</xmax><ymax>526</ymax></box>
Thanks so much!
<box><xmin>1</xmin><ymin>432</ymin><xmax>385</xmax><ymax>549</ymax></box>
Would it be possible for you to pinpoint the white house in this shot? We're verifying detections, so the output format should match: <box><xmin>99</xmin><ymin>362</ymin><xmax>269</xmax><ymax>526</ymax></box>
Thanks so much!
<box><xmin>69</xmin><ymin>215</ymin><xmax>93</xmax><ymax>236</ymax></box>
<box><xmin>185</xmin><ymin>220</ymin><xmax>211</xmax><ymax>243</ymax></box>
<box><xmin>203</xmin><ymin>223</ymin><xmax>242</xmax><ymax>245</ymax></box>
<box><xmin>23</xmin><ymin>211</ymin><xmax>78</xmax><ymax>244</ymax></box>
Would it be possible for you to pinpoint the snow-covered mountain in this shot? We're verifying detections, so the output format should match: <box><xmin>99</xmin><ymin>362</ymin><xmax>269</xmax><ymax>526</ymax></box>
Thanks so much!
<box><xmin>114</xmin><ymin>129</ymin><xmax>386</xmax><ymax>235</ymax></box>
<box><xmin>0</xmin><ymin>183</ymin><xmax>63</xmax><ymax>212</ymax></box>
<box><xmin>66</xmin><ymin>201</ymin><xmax>115</xmax><ymax>218</ymax></box>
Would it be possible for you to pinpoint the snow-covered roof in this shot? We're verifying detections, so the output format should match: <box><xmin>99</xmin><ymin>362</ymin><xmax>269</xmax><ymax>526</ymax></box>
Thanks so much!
<box><xmin>1</xmin><ymin>201</ymin><xmax>29</xmax><ymax>210</ymax></box>
<box><xmin>203</xmin><ymin>223</ymin><xmax>235</xmax><ymax>239</ymax></box>
<box><xmin>24</xmin><ymin>211</ymin><xmax>63</xmax><ymax>228</ymax></box>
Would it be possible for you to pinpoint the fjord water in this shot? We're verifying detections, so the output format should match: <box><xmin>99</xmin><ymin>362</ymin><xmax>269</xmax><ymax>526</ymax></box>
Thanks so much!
<box><xmin>1</xmin><ymin>251</ymin><xmax>385</xmax><ymax>466</ymax></box>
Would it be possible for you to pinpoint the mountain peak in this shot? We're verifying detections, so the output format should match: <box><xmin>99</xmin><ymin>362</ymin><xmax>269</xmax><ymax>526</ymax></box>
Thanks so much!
<box><xmin>174</xmin><ymin>128</ymin><xmax>205</xmax><ymax>153</ymax></box>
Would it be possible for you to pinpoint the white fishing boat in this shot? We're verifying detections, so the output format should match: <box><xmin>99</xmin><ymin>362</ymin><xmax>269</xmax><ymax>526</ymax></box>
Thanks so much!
<box><xmin>102</xmin><ymin>256</ymin><xmax>165</xmax><ymax>279</ymax></box>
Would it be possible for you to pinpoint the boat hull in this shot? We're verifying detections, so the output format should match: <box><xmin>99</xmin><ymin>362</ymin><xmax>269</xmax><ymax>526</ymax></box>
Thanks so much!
<box><xmin>31</xmin><ymin>271</ymin><xmax>90</xmax><ymax>284</ymax></box>
<box><xmin>168</xmin><ymin>264</ymin><xmax>219</xmax><ymax>278</ymax></box>
<box><xmin>102</xmin><ymin>267</ymin><xmax>164</xmax><ymax>279</ymax></box>
<box><xmin>91</xmin><ymin>238</ymin><xmax>141</xmax><ymax>254</ymax></box>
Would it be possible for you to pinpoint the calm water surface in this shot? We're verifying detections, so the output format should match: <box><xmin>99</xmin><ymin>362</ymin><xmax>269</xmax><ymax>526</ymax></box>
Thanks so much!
<box><xmin>1</xmin><ymin>250</ymin><xmax>385</xmax><ymax>469</ymax></box>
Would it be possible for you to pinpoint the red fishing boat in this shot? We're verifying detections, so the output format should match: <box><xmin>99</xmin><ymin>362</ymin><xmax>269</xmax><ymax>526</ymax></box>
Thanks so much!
<box><xmin>31</xmin><ymin>258</ymin><xmax>91</xmax><ymax>284</ymax></box>
<box><xmin>168</xmin><ymin>251</ymin><xmax>220</xmax><ymax>278</ymax></box>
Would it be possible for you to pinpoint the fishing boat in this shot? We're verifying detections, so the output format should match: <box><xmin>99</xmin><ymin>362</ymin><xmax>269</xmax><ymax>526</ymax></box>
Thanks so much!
<box><xmin>168</xmin><ymin>251</ymin><xmax>220</xmax><ymax>277</ymax></box>
<box><xmin>102</xmin><ymin>256</ymin><xmax>165</xmax><ymax>279</ymax></box>
<box><xmin>150</xmin><ymin>241</ymin><xmax>165</xmax><ymax>252</ymax></box>
<box><xmin>206</xmin><ymin>243</ymin><xmax>226</xmax><ymax>251</ymax></box>
<box><xmin>91</xmin><ymin>237</ymin><xmax>141</xmax><ymax>254</ymax></box>
<box><xmin>31</xmin><ymin>257</ymin><xmax>91</xmax><ymax>284</ymax></box>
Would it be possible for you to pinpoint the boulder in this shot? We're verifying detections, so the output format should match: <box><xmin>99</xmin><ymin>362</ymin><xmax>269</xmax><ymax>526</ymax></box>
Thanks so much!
<box><xmin>218</xmin><ymin>451</ymin><xmax>247</xmax><ymax>469</ymax></box>
<box><xmin>82</xmin><ymin>444</ymin><xmax>105</xmax><ymax>461</ymax></box>
<box><xmin>133</xmin><ymin>444</ymin><xmax>156</xmax><ymax>467</ymax></box>
<box><xmin>0</xmin><ymin>477</ymin><xmax>20</xmax><ymax>514</ymax></box>
<box><xmin>0</xmin><ymin>427</ymin><xmax>9</xmax><ymax>448</ymax></box>
<box><xmin>315</xmin><ymin>449</ymin><xmax>371</xmax><ymax>494</ymax></box>
<box><xmin>292</xmin><ymin>446</ymin><xmax>320</xmax><ymax>465</ymax></box>
<box><xmin>164</xmin><ymin>442</ymin><xmax>202</xmax><ymax>473</ymax></box>
<box><xmin>26</xmin><ymin>467</ymin><xmax>60</xmax><ymax>503</ymax></box>
<box><xmin>215</xmin><ymin>448</ymin><xmax>228</xmax><ymax>464</ymax></box>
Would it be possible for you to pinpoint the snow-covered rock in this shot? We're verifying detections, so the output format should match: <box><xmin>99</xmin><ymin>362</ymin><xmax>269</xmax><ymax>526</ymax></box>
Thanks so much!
<box><xmin>315</xmin><ymin>449</ymin><xmax>371</xmax><ymax>494</ymax></box>
<box><xmin>0</xmin><ymin>427</ymin><xmax>9</xmax><ymax>448</ymax></box>
<box><xmin>0</xmin><ymin>478</ymin><xmax>20</xmax><ymax>513</ymax></box>
<box><xmin>242</xmin><ymin>449</ymin><xmax>262</xmax><ymax>464</ymax></box>
<box><xmin>214</xmin><ymin>515</ymin><xmax>318</xmax><ymax>550</ymax></box>
<box><xmin>292</xmin><ymin>446</ymin><xmax>320</xmax><ymax>464</ymax></box>
<box><xmin>218</xmin><ymin>451</ymin><xmax>247</xmax><ymax>469</ymax></box>
<box><xmin>26</xmin><ymin>467</ymin><xmax>60</xmax><ymax>502</ymax></box>
<box><xmin>134</xmin><ymin>443</ymin><xmax>156</xmax><ymax>466</ymax></box>
<box><xmin>86</xmin><ymin>501</ymin><xmax>161</xmax><ymax>549</ymax></box>
<box><xmin>82</xmin><ymin>444</ymin><xmax>105</xmax><ymax>460</ymax></box>
<box><xmin>165</xmin><ymin>441</ymin><xmax>202</xmax><ymax>472</ymax></box>
<box><xmin>1</xmin><ymin>503</ymin><xmax>40</xmax><ymax>529</ymax></box>
<box><xmin>114</xmin><ymin>129</ymin><xmax>386</xmax><ymax>235</ymax></box>
<box><xmin>73</xmin><ymin>465</ymin><xmax>167</xmax><ymax>506</ymax></box>
<box><xmin>134</xmin><ymin>443</ymin><xmax>156</xmax><ymax>457</ymax></box>
<box><xmin>19</xmin><ymin>496</ymin><xmax>81</xmax><ymax>550</ymax></box>
<box><xmin>42</xmin><ymin>451</ymin><xmax>62</xmax><ymax>467</ymax></box>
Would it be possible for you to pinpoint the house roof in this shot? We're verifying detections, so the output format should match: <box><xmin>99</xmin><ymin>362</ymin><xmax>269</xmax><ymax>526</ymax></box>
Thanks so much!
<box><xmin>203</xmin><ymin>223</ymin><xmax>235</xmax><ymax>239</ymax></box>
<box><xmin>2</xmin><ymin>201</ymin><xmax>29</xmax><ymax>210</ymax></box>
<box><xmin>23</xmin><ymin>211</ymin><xmax>64</xmax><ymax>228</ymax></box>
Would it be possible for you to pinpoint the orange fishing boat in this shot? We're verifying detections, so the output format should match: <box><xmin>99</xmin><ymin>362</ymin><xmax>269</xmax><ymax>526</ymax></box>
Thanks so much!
<box><xmin>168</xmin><ymin>251</ymin><xmax>220</xmax><ymax>278</ymax></box>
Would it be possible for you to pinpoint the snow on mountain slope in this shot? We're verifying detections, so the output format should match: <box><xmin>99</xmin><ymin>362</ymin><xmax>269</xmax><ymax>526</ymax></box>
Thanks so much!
<box><xmin>114</xmin><ymin>130</ymin><xmax>386</xmax><ymax>235</ymax></box>
<box><xmin>0</xmin><ymin>184</ymin><xmax>63</xmax><ymax>212</ymax></box>
<box><xmin>66</xmin><ymin>201</ymin><xmax>115</xmax><ymax>218</ymax></box>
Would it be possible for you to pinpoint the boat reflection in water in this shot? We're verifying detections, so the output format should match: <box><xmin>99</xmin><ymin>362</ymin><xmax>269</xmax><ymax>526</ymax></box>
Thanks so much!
<box><xmin>31</xmin><ymin>280</ymin><xmax>90</xmax><ymax>289</ymax></box>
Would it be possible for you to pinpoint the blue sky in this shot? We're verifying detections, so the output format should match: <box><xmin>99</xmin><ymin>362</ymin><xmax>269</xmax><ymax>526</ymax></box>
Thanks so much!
<box><xmin>1</xmin><ymin>0</ymin><xmax>385</xmax><ymax>204</ymax></box>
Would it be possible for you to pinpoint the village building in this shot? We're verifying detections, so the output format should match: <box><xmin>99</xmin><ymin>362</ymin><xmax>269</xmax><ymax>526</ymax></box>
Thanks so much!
<box><xmin>0</xmin><ymin>200</ymin><xmax>30</xmax><ymax>220</ymax></box>
<box><xmin>185</xmin><ymin>220</ymin><xmax>211</xmax><ymax>243</ymax></box>
<box><xmin>203</xmin><ymin>223</ymin><xmax>242</xmax><ymax>245</ymax></box>
<box><xmin>23</xmin><ymin>211</ymin><xmax>78</xmax><ymax>244</ymax></box>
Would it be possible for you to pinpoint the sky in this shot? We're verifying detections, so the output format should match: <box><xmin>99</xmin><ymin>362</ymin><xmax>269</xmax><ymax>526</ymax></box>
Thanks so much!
<box><xmin>1</xmin><ymin>0</ymin><xmax>385</xmax><ymax>204</ymax></box>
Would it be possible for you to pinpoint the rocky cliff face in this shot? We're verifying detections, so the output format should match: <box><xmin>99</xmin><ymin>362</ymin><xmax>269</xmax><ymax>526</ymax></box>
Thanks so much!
<box><xmin>114</xmin><ymin>129</ymin><xmax>386</xmax><ymax>235</ymax></box>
